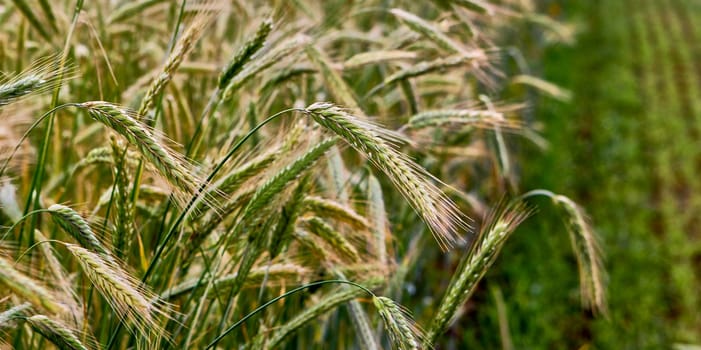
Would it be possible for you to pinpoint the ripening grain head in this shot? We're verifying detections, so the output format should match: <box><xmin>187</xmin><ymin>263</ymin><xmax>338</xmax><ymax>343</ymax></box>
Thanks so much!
<box><xmin>304</xmin><ymin>102</ymin><xmax>470</xmax><ymax>250</ymax></box>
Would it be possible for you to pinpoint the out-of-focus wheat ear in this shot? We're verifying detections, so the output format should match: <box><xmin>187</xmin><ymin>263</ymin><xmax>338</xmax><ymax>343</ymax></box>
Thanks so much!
<box><xmin>262</xmin><ymin>279</ymin><xmax>383</xmax><ymax>349</ymax></box>
<box><xmin>345</xmin><ymin>292</ymin><xmax>381</xmax><ymax>350</ymax></box>
<box><xmin>305</xmin><ymin>45</ymin><xmax>362</xmax><ymax>111</ymax></box>
<box><xmin>373</xmin><ymin>296</ymin><xmax>423</xmax><ymax>350</ymax></box>
<box><xmin>48</xmin><ymin>204</ymin><xmax>114</xmax><ymax>264</ymax></box>
<box><xmin>269</xmin><ymin>176</ymin><xmax>310</xmax><ymax>259</ymax></box>
<box><xmin>64</xmin><ymin>244</ymin><xmax>170</xmax><ymax>344</ymax></box>
<box><xmin>221</xmin><ymin>34</ymin><xmax>311</xmax><ymax>101</ymax></box>
<box><xmin>218</xmin><ymin>17</ymin><xmax>273</xmax><ymax>90</ymax></box>
<box><xmin>26</xmin><ymin>315</ymin><xmax>91</xmax><ymax>350</ymax></box>
<box><xmin>0</xmin><ymin>55</ymin><xmax>74</xmax><ymax>107</ymax></box>
<box><xmin>109</xmin><ymin>137</ymin><xmax>136</xmax><ymax>259</ymax></box>
<box><xmin>78</xmin><ymin>101</ymin><xmax>200</xmax><ymax>201</ymax></box>
<box><xmin>161</xmin><ymin>264</ymin><xmax>310</xmax><ymax>300</ymax></box>
<box><xmin>522</xmin><ymin>190</ymin><xmax>606</xmax><ymax>314</ymax></box>
<box><xmin>107</xmin><ymin>0</ymin><xmax>167</xmax><ymax>24</ymax></box>
<box><xmin>0</xmin><ymin>303</ymin><xmax>30</xmax><ymax>328</ymax></box>
<box><xmin>368</xmin><ymin>175</ymin><xmax>389</xmax><ymax>265</ymax></box>
<box><xmin>365</xmin><ymin>53</ymin><xmax>487</xmax><ymax>97</ymax></box>
<box><xmin>551</xmin><ymin>194</ymin><xmax>606</xmax><ymax>314</ymax></box>
<box><xmin>302</xmin><ymin>196</ymin><xmax>370</xmax><ymax>231</ymax></box>
<box><xmin>236</xmin><ymin>137</ymin><xmax>339</xmax><ymax>229</ymax></box>
<box><xmin>406</xmin><ymin>109</ymin><xmax>517</xmax><ymax>131</ymax></box>
<box><xmin>390</xmin><ymin>8</ymin><xmax>466</xmax><ymax>54</ymax></box>
<box><xmin>325</xmin><ymin>146</ymin><xmax>350</xmax><ymax>203</ymax></box>
<box><xmin>511</xmin><ymin>75</ymin><xmax>572</xmax><ymax>102</ymax></box>
<box><xmin>0</xmin><ymin>255</ymin><xmax>69</xmax><ymax>316</ymax></box>
<box><xmin>343</xmin><ymin>50</ymin><xmax>417</xmax><ymax>70</ymax></box>
<box><xmin>32</xmin><ymin>230</ymin><xmax>80</xmax><ymax>318</ymax></box>
<box><xmin>304</xmin><ymin>102</ymin><xmax>470</xmax><ymax>250</ymax></box>
<box><xmin>304</xmin><ymin>217</ymin><xmax>360</xmax><ymax>262</ymax></box>
<box><xmin>137</xmin><ymin>11</ymin><xmax>215</xmax><ymax>118</ymax></box>
<box><xmin>425</xmin><ymin>200</ymin><xmax>532</xmax><ymax>345</ymax></box>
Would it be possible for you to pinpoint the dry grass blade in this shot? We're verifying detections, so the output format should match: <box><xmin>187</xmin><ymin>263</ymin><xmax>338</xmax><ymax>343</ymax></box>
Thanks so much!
<box><xmin>305</xmin><ymin>102</ymin><xmax>469</xmax><ymax>250</ymax></box>
<box><xmin>26</xmin><ymin>314</ymin><xmax>90</xmax><ymax>350</ymax></box>
<box><xmin>425</xmin><ymin>200</ymin><xmax>531</xmax><ymax>345</ymax></box>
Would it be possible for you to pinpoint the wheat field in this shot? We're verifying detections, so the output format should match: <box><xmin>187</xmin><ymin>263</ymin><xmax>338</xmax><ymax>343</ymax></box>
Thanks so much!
<box><xmin>0</xmin><ymin>1</ymin><xmax>604</xmax><ymax>349</ymax></box>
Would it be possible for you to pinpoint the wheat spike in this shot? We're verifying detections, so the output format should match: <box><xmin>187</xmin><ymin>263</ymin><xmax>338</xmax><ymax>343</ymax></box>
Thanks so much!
<box><xmin>65</xmin><ymin>244</ymin><xmax>169</xmax><ymax>343</ymax></box>
<box><xmin>425</xmin><ymin>201</ymin><xmax>531</xmax><ymax>345</ymax></box>
<box><xmin>0</xmin><ymin>256</ymin><xmax>69</xmax><ymax>316</ymax></box>
<box><xmin>0</xmin><ymin>55</ymin><xmax>72</xmax><ymax>107</ymax></box>
<box><xmin>48</xmin><ymin>204</ymin><xmax>114</xmax><ymax>264</ymax></box>
<box><xmin>27</xmin><ymin>315</ymin><xmax>90</xmax><ymax>350</ymax></box>
<box><xmin>79</xmin><ymin>101</ymin><xmax>200</xmax><ymax>199</ymax></box>
<box><xmin>373</xmin><ymin>296</ymin><xmax>422</xmax><ymax>350</ymax></box>
<box><xmin>304</xmin><ymin>102</ymin><xmax>469</xmax><ymax>250</ymax></box>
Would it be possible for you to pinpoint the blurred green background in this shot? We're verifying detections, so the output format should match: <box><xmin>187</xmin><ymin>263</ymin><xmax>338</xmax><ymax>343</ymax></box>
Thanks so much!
<box><xmin>443</xmin><ymin>0</ymin><xmax>701</xmax><ymax>348</ymax></box>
